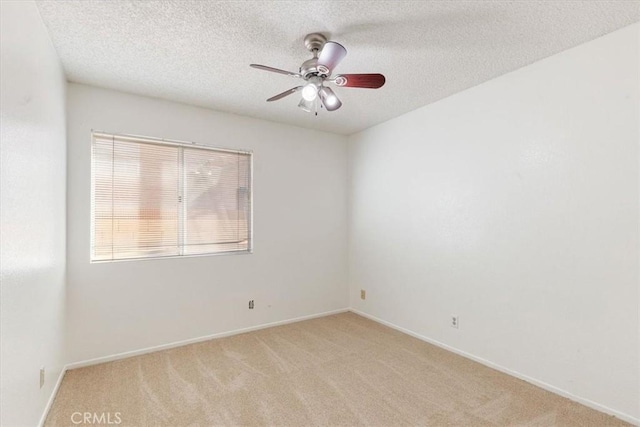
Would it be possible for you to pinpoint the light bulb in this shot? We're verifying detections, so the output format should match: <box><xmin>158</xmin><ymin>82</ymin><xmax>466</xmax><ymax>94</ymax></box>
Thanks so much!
<box><xmin>301</xmin><ymin>83</ymin><xmax>318</xmax><ymax>101</ymax></box>
<box><xmin>318</xmin><ymin>86</ymin><xmax>342</xmax><ymax>111</ymax></box>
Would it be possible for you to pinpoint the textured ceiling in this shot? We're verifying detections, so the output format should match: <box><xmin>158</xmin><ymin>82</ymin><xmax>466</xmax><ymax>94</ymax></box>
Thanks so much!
<box><xmin>36</xmin><ymin>1</ymin><xmax>639</xmax><ymax>135</ymax></box>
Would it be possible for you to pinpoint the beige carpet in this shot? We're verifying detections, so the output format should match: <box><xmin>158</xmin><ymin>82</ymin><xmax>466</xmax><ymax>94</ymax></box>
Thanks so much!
<box><xmin>45</xmin><ymin>312</ymin><xmax>629</xmax><ymax>426</ymax></box>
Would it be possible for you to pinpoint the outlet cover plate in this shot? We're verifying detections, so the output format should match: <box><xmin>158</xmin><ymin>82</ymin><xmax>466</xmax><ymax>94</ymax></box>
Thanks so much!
<box><xmin>451</xmin><ymin>315</ymin><xmax>459</xmax><ymax>329</ymax></box>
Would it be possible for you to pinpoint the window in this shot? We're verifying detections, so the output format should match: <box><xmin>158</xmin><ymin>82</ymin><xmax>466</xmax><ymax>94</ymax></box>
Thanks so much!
<box><xmin>91</xmin><ymin>132</ymin><xmax>252</xmax><ymax>262</ymax></box>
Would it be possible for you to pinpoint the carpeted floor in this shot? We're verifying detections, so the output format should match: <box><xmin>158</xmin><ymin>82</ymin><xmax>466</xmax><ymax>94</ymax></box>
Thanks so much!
<box><xmin>45</xmin><ymin>312</ymin><xmax>629</xmax><ymax>426</ymax></box>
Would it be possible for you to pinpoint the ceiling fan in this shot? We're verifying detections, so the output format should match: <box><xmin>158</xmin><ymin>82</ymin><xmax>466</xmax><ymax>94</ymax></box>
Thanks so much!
<box><xmin>250</xmin><ymin>33</ymin><xmax>385</xmax><ymax>114</ymax></box>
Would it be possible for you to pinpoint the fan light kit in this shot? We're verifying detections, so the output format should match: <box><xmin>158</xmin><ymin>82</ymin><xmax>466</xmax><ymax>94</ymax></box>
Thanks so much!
<box><xmin>250</xmin><ymin>33</ymin><xmax>386</xmax><ymax>114</ymax></box>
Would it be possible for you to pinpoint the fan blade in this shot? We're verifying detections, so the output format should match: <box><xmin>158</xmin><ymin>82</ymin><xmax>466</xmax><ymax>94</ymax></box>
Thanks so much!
<box><xmin>250</xmin><ymin>64</ymin><xmax>301</xmax><ymax>78</ymax></box>
<box><xmin>267</xmin><ymin>87</ymin><xmax>302</xmax><ymax>102</ymax></box>
<box><xmin>334</xmin><ymin>74</ymin><xmax>386</xmax><ymax>89</ymax></box>
<box><xmin>317</xmin><ymin>41</ymin><xmax>347</xmax><ymax>73</ymax></box>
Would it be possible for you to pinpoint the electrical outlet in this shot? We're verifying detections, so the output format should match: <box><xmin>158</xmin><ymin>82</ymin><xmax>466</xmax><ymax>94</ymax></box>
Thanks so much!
<box><xmin>360</xmin><ymin>289</ymin><xmax>366</xmax><ymax>300</ymax></box>
<box><xmin>40</xmin><ymin>366</ymin><xmax>45</xmax><ymax>388</ymax></box>
<box><xmin>451</xmin><ymin>315</ymin><xmax>459</xmax><ymax>329</ymax></box>
<box><xmin>248</xmin><ymin>300</ymin><xmax>254</xmax><ymax>309</ymax></box>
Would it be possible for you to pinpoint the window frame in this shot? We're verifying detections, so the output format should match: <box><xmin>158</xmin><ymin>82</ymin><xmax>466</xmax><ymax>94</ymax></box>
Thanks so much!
<box><xmin>90</xmin><ymin>130</ymin><xmax>253</xmax><ymax>263</ymax></box>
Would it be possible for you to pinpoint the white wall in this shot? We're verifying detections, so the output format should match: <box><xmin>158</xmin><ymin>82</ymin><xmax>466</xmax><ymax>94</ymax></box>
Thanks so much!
<box><xmin>348</xmin><ymin>23</ymin><xmax>639</xmax><ymax>421</ymax></box>
<box><xmin>66</xmin><ymin>84</ymin><xmax>348</xmax><ymax>364</ymax></box>
<box><xmin>0</xmin><ymin>2</ymin><xmax>67</xmax><ymax>426</ymax></box>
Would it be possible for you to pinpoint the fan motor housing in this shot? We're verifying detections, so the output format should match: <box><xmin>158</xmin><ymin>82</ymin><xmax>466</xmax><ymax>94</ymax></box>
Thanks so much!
<box><xmin>300</xmin><ymin>58</ymin><xmax>330</xmax><ymax>80</ymax></box>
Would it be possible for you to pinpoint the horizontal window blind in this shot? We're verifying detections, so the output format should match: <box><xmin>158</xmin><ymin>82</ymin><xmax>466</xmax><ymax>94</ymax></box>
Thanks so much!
<box><xmin>91</xmin><ymin>132</ymin><xmax>252</xmax><ymax>261</ymax></box>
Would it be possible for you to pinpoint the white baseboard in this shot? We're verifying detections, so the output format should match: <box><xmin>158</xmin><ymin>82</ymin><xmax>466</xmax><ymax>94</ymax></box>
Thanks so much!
<box><xmin>38</xmin><ymin>368</ymin><xmax>66</xmax><ymax>427</ymax></box>
<box><xmin>349</xmin><ymin>308</ymin><xmax>639</xmax><ymax>426</ymax></box>
<box><xmin>65</xmin><ymin>307</ymin><xmax>349</xmax><ymax>370</ymax></box>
